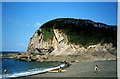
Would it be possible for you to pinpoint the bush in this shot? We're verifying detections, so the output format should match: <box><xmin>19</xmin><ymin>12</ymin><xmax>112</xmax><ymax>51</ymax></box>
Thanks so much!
<box><xmin>40</xmin><ymin>18</ymin><xmax>117</xmax><ymax>47</ymax></box>
<box><xmin>41</xmin><ymin>28</ymin><xmax>54</xmax><ymax>41</ymax></box>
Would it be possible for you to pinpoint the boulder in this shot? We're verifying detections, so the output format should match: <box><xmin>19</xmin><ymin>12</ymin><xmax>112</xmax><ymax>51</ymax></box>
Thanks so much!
<box><xmin>40</xmin><ymin>60</ymin><xmax>44</xmax><ymax>62</ymax></box>
<box><xmin>75</xmin><ymin>60</ymin><xmax>79</xmax><ymax>63</ymax></box>
<box><xmin>41</xmin><ymin>55</ymin><xmax>48</xmax><ymax>60</ymax></box>
<box><xmin>36</xmin><ymin>55</ymin><xmax>41</xmax><ymax>59</ymax></box>
<box><xmin>31</xmin><ymin>56</ymin><xmax>38</xmax><ymax>61</ymax></box>
<box><xmin>20</xmin><ymin>58</ymin><xmax>28</xmax><ymax>61</ymax></box>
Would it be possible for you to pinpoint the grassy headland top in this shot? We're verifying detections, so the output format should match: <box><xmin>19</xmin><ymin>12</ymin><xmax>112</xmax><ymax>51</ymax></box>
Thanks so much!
<box><xmin>38</xmin><ymin>18</ymin><xmax>117</xmax><ymax>47</ymax></box>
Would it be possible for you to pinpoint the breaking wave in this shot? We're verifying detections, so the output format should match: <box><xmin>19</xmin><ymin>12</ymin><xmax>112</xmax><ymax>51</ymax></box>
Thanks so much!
<box><xmin>1</xmin><ymin>64</ymin><xmax>65</xmax><ymax>79</ymax></box>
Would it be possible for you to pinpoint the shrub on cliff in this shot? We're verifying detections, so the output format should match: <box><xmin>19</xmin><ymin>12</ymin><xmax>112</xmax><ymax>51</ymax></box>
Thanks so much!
<box><xmin>40</xmin><ymin>18</ymin><xmax>117</xmax><ymax>47</ymax></box>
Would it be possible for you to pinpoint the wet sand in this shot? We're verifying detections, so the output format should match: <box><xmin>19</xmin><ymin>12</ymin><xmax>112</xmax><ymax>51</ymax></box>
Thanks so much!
<box><xmin>17</xmin><ymin>60</ymin><xmax>117</xmax><ymax>79</ymax></box>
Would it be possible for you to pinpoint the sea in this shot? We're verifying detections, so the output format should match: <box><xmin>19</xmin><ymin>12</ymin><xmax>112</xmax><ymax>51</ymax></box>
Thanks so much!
<box><xmin>0</xmin><ymin>51</ymin><xmax>65</xmax><ymax>79</ymax></box>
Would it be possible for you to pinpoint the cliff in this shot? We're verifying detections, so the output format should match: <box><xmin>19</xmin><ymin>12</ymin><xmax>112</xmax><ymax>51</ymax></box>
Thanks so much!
<box><xmin>26</xmin><ymin>18</ymin><xmax>117</xmax><ymax>60</ymax></box>
<box><xmin>3</xmin><ymin>18</ymin><xmax>117</xmax><ymax>62</ymax></box>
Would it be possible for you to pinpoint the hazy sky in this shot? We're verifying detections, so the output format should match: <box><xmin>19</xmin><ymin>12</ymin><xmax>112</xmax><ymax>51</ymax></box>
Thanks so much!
<box><xmin>2</xmin><ymin>2</ymin><xmax>117</xmax><ymax>51</ymax></box>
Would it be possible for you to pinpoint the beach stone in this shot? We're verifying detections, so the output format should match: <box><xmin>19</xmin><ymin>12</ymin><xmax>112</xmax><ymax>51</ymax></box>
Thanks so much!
<box><xmin>63</xmin><ymin>61</ymin><xmax>71</xmax><ymax>68</ymax></box>
<box><xmin>75</xmin><ymin>60</ymin><xmax>79</xmax><ymax>63</ymax></box>
<box><xmin>107</xmin><ymin>48</ymin><xmax>117</xmax><ymax>56</ymax></box>
<box><xmin>71</xmin><ymin>60</ymin><xmax>75</xmax><ymax>63</ymax></box>
<box><xmin>36</xmin><ymin>55</ymin><xmax>41</xmax><ymax>58</ymax></box>
<box><xmin>41</xmin><ymin>55</ymin><xmax>48</xmax><ymax>60</ymax></box>
<box><xmin>27</xmin><ymin>58</ymin><xmax>32</xmax><ymax>61</ymax></box>
<box><xmin>31</xmin><ymin>58</ymin><xmax>37</xmax><ymax>61</ymax></box>
<box><xmin>17</xmin><ymin>53</ymin><xmax>21</xmax><ymax>55</ymax></box>
<box><xmin>40</xmin><ymin>60</ymin><xmax>44</xmax><ymax>62</ymax></box>
<box><xmin>29</xmin><ymin>54</ymin><xmax>33</xmax><ymax>57</ymax></box>
<box><xmin>20</xmin><ymin>58</ymin><xmax>28</xmax><ymax>61</ymax></box>
<box><xmin>31</xmin><ymin>57</ymin><xmax>38</xmax><ymax>61</ymax></box>
<box><xmin>61</xmin><ymin>60</ymin><xmax>66</xmax><ymax>63</ymax></box>
<box><xmin>21</xmin><ymin>55</ymin><xmax>26</xmax><ymax>58</ymax></box>
<box><xmin>15</xmin><ymin>58</ymin><xmax>20</xmax><ymax>61</ymax></box>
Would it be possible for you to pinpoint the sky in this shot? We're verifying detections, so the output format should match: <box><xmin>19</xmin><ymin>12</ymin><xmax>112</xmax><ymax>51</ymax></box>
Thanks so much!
<box><xmin>2</xmin><ymin>2</ymin><xmax>118</xmax><ymax>52</ymax></box>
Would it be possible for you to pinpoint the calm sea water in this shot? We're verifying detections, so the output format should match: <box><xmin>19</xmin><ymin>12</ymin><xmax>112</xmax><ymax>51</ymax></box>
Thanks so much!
<box><xmin>0</xmin><ymin>51</ymin><xmax>20</xmax><ymax>55</ymax></box>
<box><xmin>1</xmin><ymin>52</ymin><xmax>64</xmax><ymax>78</ymax></box>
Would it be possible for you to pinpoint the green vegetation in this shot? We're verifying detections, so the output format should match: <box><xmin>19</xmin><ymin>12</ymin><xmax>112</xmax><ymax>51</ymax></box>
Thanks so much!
<box><xmin>40</xmin><ymin>18</ymin><xmax>117</xmax><ymax>47</ymax></box>
<box><xmin>41</xmin><ymin>28</ymin><xmax>54</xmax><ymax>41</ymax></box>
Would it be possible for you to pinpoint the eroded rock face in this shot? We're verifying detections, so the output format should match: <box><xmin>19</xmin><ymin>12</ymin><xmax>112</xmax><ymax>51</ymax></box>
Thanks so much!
<box><xmin>27</xmin><ymin>30</ymin><xmax>53</xmax><ymax>54</ymax></box>
<box><xmin>2</xmin><ymin>28</ymin><xmax>116</xmax><ymax>62</ymax></box>
<box><xmin>26</xmin><ymin>28</ymin><xmax>117</xmax><ymax>60</ymax></box>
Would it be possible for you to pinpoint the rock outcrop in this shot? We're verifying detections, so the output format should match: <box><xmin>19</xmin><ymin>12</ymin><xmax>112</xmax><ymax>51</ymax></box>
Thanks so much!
<box><xmin>2</xmin><ymin>18</ymin><xmax>117</xmax><ymax>62</ymax></box>
<box><xmin>27</xmin><ymin>29</ymin><xmax>52</xmax><ymax>54</ymax></box>
<box><xmin>26</xmin><ymin>28</ymin><xmax>117</xmax><ymax>61</ymax></box>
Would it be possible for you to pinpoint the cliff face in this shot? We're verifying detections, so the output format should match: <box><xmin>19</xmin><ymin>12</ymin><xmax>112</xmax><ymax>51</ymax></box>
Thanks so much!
<box><xmin>27</xmin><ymin>29</ymin><xmax>69</xmax><ymax>55</ymax></box>
<box><xmin>27</xmin><ymin>29</ymin><xmax>53</xmax><ymax>54</ymax></box>
<box><xmin>2</xmin><ymin>18</ymin><xmax>117</xmax><ymax>62</ymax></box>
<box><xmin>27</xmin><ymin>28</ymin><xmax>116</xmax><ymax>59</ymax></box>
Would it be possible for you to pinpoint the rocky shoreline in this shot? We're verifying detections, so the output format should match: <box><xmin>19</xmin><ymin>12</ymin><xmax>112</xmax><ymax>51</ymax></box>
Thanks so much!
<box><xmin>22</xmin><ymin>28</ymin><xmax>117</xmax><ymax>63</ymax></box>
<box><xmin>1</xmin><ymin>27</ymin><xmax>117</xmax><ymax>64</ymax></box>
<box><xmin>1</xmin><ymin>18</ymin><xmax>117</xmax><ymax>67</ymax></box>
<box><xmin>1</xmin><ymin>51</ymin><xmax>117</xmax><ymax>79</ymax></box>
<box><xmin>2</xmin><ymin>42</ymin><xmax>117</xmax><ymax>63</ymax></box>
<box><xmin>1</xmin><ymin>48</ymin><xmax>117</xmax><ymax>63</ymax></box>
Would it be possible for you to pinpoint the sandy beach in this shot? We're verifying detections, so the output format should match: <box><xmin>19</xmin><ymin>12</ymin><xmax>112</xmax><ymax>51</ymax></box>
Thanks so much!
<box><xmin>16</xmin><ymin>60</ymin><xmax>117</xmax><ymax>79</ymax></box>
